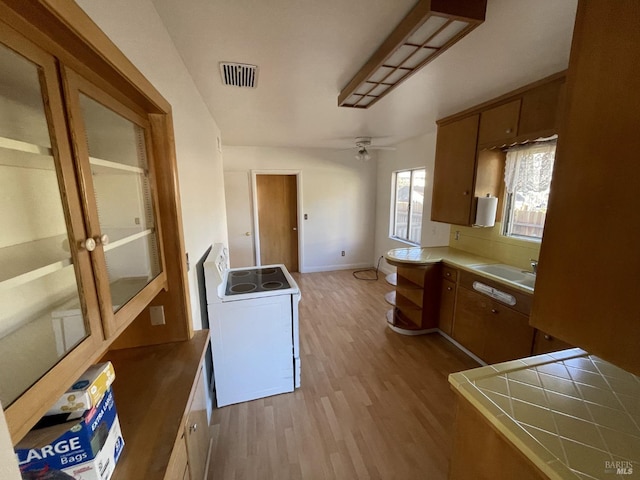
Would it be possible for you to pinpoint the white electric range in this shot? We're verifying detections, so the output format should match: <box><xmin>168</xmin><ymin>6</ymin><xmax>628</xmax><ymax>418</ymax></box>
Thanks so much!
<box><xmin>204</xmin><ymin>243</ymin><xmax>301</xmax><ymax>407</ymax></box>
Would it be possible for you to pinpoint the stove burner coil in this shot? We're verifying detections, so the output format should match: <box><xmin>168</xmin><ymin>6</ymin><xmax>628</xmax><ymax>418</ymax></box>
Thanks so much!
<box><xmin>229</xmin><ymin>283</ymin><xmax>257</xmax><ymax>293</ymax></box>
<box><xmin>258</xmin><ymin>268</ymin><xmax>278</xmax><ymax>275</ymax></box>
<box><xmin>230</xmin><ymin>270</ymin><xmax>251</xmax><ymax>278</ymax></box>
<box><xmin>262</xmin><ymin>281</ymin><xmax>284</xmax><ymax>290</ymax></box>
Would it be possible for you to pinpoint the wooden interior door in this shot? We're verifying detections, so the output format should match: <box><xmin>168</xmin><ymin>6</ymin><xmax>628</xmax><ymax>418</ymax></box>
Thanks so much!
<box><xmin>256</xmin><ymin>174</ymin><xmax>299</xmax><ymax>271</ymax></box>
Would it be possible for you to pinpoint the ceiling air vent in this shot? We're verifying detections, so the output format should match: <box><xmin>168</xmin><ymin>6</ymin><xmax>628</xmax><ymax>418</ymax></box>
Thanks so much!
<box><xmin>219</xmin><ymin>62</ymin><xmax>258</xmax><ymax>88</ymax></box>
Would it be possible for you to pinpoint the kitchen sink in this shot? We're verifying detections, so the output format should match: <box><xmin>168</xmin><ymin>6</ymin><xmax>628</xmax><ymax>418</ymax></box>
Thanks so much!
<box><xmin>470</xmin><ymin>264</ymin><xmax>536</xmax><ymax>289</ymax></box>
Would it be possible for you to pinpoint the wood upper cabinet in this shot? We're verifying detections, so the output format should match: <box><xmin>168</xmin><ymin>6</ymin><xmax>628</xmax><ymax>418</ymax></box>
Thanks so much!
<box><xmin>431</xmin><ymin>115</ymin><xmax>479</xmax><ymax>225</ymax></box>
<box><xmin>431</xmin><ymin>73</ymin><xmax>564</xmax><ymax>227</ymax></box>
<box><xmin>530</xmin><ymin>0</ymin><xmax>640</xmax><ymax>375</ymax></box>
<box><xmin>0</xmin><ymin>0</ymin><xmax>192</xmax><ymax>445</ymax></box>
<box><xmin>518</xmin><ymin>79</ymin><xmax>564</xmax><ymax>136</ymax></box>
<box><xmin>477</xmin><ymin>99</ymin><xmax>521</xmax><ymax>146</ymax></box>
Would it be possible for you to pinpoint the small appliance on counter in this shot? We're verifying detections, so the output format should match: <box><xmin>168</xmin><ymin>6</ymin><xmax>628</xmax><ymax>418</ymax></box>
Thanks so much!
<box><xmin>204</xmin><ymin>243</ymin><xmax>301</xmax><ymax>407</ymax></box>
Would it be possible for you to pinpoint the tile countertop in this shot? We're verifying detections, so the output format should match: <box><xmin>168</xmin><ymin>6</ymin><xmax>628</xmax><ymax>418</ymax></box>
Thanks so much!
<box><xmin>450</xmin><ymin>349</ymin><xmax>640</xmax><ymax>480</ymax></box>
<box><xmin>384</xmin><ymin>246</ymin><xmax>534</xmax><ymax>294</ymax></box>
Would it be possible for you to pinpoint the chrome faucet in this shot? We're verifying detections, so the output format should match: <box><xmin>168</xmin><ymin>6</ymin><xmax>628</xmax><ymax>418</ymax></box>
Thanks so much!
<box><xmin>530</xmin><ymin>259</ymin><xmax>538</xmax><ymax>275</ymax></box>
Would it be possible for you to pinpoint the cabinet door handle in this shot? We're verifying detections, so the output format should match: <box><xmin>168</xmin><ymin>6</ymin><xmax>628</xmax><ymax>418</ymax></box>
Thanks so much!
<box><xmin>491</xmin><ymin>308</ymin><xmax>498</xmax><ymax>314</ymax></box>
<box><xmin>81</xmin><ymin>237</ymin><xmax>96</xmax><ymax>252</ymax></box>
<box><xmin>544</xmin><ymin>334</ymin><xmax>552</xmax><ymax>341</ymax></box>
<box><xmin>189</xmin><ymin>423</ymin><xmax>198</xmax><ymax>434</ymax></box>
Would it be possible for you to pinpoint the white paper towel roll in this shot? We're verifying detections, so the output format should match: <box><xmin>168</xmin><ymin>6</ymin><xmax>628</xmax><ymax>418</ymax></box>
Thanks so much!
<box><xmin>474</xmin><ymin>195</ymin><xmax>498</xmax><ymax>227</ymax></box>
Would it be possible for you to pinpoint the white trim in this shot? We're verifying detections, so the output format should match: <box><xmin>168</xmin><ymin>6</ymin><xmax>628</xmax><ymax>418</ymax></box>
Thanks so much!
<box><xmin>301</xmin><ymin>262</ymin><xmax>372</xmax><ymax>273</ymax></box>
<box><xmin>250</xmin><ymin>170</ymin><xmax>303</xmax><ymax>270</ymax></box>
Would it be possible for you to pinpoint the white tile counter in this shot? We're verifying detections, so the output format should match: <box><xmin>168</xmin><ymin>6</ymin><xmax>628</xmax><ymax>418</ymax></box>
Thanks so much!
<box><xmin>450</xmin><ymin>349</ymin><xmax>640</xmax><ymax>479</ymax></box>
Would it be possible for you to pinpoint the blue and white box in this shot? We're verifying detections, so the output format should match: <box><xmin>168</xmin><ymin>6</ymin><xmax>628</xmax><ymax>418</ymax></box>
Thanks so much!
<box><xmin>16</xmin><ymin>387</ymin><xmax>124</xmax><ymax>480</ymax></box>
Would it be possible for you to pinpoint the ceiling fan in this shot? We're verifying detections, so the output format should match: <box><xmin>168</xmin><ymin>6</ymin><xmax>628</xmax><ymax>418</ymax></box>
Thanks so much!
<box><xmin>350</xmin><ymin>137</ymin><xmax>396</xmax><ymax>161</ymax></box>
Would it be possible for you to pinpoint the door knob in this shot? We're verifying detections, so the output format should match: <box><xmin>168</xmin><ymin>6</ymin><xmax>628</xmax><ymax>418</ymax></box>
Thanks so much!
<box><xmin>293</xmin><ymin>227</ymin><xmax>297</xmax><ymax>231</ymax></box>
<box><xmin>81</xmin><ymin>238</ymin><xmax>96</xmax><ymax>252</ymax></box>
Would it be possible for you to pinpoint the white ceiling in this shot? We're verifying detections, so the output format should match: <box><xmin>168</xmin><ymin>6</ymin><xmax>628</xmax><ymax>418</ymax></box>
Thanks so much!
<box><xmin>151</xmin><ymin>0</ymin><xmax>578</xmax><ymax>149</ymax></box>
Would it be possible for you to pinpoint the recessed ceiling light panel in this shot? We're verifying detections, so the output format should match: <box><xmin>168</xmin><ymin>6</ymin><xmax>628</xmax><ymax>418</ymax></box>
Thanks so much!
<box><xmin>339</xmin><ymin>0</ymin><xmax>487</xmax><ymax>109</ymax></box>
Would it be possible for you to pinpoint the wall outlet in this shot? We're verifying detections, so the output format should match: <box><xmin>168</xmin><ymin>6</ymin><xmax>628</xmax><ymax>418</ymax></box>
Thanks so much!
<box><xmin>150</xmin><ymin>305</ymin><xmax>165</xmax><ymax>326</ymax></box>
<box><xmin>341</xmin><ymin>251</ymin><xmax>345</xmax><ymax>256</ymax></box>
<box><xmin>455</xmin><ymin>230</ymin><xmax>460</xmax><ymax>241</ymax></box>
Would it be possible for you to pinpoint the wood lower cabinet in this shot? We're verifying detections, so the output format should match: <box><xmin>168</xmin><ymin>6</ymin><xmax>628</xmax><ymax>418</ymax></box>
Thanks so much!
<box><xmin>532</xmin><ymin>331</ymin><xmax>574</xmax><ymax>355</ymax></box>
<box><xmin>438</xmin><ymin>267</ymin><xmax>458</xmax><ymax>336</ymax></box>
<box><xmin>452</xmin><ymin>271</ymin><xmax>535</xmax><ymax>364</ymax></box>
<box><xmin>384</xmin><ymin>263</ymin><xmax>440</xmax><ymax>333</ymax></box>
<box><xmin>450</xmin><ymin>395</ymin><xmax>547</xmax><ymax>480</ymax></box>
<box><xmin>104</xmin><ymin>331</ymin><xmax>211</xmax><ymax>480</ymax></box>
<box><xmin>185</xmin><ymin>367</ymin><xmax>211</xmax><ymax>480</ymax></box>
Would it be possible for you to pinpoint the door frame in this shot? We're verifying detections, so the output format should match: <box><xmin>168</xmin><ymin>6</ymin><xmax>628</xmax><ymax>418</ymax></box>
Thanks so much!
<box><xmin>250</xmin><ymin>170</ymin><xmax>304</xmax><ymax>271</ymax></box>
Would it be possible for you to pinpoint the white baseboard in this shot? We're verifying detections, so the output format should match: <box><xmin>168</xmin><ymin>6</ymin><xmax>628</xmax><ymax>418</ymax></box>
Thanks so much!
<box><xmin>300</xmin><ymin>263</ymin><xmax>373</xmax><ymax>273</ymax></box>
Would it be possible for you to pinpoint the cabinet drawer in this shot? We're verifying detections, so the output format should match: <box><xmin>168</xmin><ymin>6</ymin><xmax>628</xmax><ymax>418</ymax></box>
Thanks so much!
<box><xmin>478</xmin><ymin>100</ymin><xmax>521</xmax><ymax>146</ymax></box>
<box><xmin>442</xmin><ymin>266</ymin><xmax>458</xmax><ymax>282</ymax></box>
<box><xmin>459</xmin><ymin>270</ymin><xmax>532</xmax><ymax>316</ymax></box>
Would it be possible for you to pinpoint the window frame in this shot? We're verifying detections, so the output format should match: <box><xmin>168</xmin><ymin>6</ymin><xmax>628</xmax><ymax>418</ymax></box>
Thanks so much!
<box><xmin>501</xmin><ymin>141</ymin><xmax>556</xmax><ymax>242</ymax></box>
<box><xmin>390</xmin><ymin>167</ymin><xmax>426</xmax><ymax>245</ymax></box>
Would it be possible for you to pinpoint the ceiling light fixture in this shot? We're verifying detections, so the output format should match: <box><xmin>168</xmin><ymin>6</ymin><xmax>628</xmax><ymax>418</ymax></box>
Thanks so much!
<box><xmin>355</xmin><ymin>147</ymin><xmax>371</xmax><ymax>161</ymax></box>
<box><xmin>338</xmin><ymin>0</ymin><xmax>487</xmax><ymax>109</ymax></box>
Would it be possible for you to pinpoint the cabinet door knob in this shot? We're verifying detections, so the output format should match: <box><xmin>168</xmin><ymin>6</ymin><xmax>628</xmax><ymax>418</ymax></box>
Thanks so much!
<box><xmin>462</xmin><ymin>191</ymin><xmax>469</xmax><ymax>196</ymax></box>
<box><xmin>81</xmin><ymin>237</ymin><xmax>96</xmax><ymax>252</ymax></box>
<box><xmin>446</xmin><ymin>272</ymin><xmax>451</xmax><ymax>277</ymax></box>
<box><xmin>99</xmin><ymin>234</ymin><xmax>110</xmax><ymax>245</ymax></box>
<box><xmin>189</xmin><ymin>423</ymin><xmax>198</xmax><ymax>433</ymax></box>
<box><xmin>506</xmin><ymin>128</ymin><xmax>512</xmax><ymax>134</ymax></box>
<box><xmin>491</xmin><ymin>308</ymin><xmax>498</xmax><ymax>314</ymax></box>
<box><xmin>544</xmin><ymin>334</ymin><xmax>552</xmax><ymax>341</ymax></box>
<box><xmin>447</xmin><ymin>286</ymin><xmax>453</xmax><ymax>291</ymax></box>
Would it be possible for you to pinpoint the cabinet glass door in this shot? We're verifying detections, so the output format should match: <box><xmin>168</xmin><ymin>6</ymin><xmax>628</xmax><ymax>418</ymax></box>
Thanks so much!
<box><xmin>62</xmin><ymin>68</ymin><xmax>164</xmax><ymax>335</ymax></box>
<box><xmin>0</xmin><ymin>40</ymin><xmax>98</xmax><ymax>407</ymax></box>
<box><xmin>78</xmin><ymin>94</ymin><xmax>161</xmax><ymax>312</ymax></box>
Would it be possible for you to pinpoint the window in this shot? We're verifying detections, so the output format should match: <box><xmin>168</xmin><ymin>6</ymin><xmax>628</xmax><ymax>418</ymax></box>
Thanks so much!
<box><xmin>391</xmin><ymin>168</ymin><xmax>425</xmax><ymax>244</ymax></box>
<box><xmin>503</xmin><ymin>141</ymin><xmax>556</xmax><ymax>240</ymax></box>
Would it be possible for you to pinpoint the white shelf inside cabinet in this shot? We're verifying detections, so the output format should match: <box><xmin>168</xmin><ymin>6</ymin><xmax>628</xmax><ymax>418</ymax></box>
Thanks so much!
<box><xmin>0</xmin><ymin>136</ymin><xmax>55</xmax><ymax>171</ymax></box>
<box><xmin>102</xmin><ymin>228</ymin><xmax>154</xmax><ymax>253</ymax></box>
<box><xmin>89</xmin><ymin>156</ymin><xmax>145</xmax><ymax>175</ymax></box>
<box><xmin>385</xmin><ymin>273</ymin><xmax>397</xmax><ymax>286</ymax></box>
<box><xmin>0</xmin><ymin>235</ymin><xmax>72</xmax><ymax>291</ymax></box>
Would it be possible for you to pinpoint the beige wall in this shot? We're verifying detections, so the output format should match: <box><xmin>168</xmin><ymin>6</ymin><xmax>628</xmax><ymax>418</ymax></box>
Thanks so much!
<box><xmin>374</xmin><ymin>132</ymin><xmax>451</xmax><ymax>273</ymax></box>
<box><xmin>448</xmin><ymin>222</ymin><xmax>541</xmax><ymax>270</ymax></box>
<box><xmin>223</xmin><ymin>146</ymin><xmax>377</xmax><ymax>272</ymax></box>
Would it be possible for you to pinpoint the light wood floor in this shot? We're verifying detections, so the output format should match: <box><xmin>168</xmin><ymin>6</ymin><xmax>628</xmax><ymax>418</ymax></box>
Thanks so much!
<box><xmin>208</xmin><ymin>269</ymin><xmax>479</xmax><ymax>479</ymax></box>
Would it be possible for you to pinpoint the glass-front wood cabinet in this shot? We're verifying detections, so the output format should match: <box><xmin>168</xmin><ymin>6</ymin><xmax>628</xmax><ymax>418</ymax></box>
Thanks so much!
<box><xmin>0</xmin><ymin>19</ymin><xmax>166</xmax><ymax>439</ymax></box>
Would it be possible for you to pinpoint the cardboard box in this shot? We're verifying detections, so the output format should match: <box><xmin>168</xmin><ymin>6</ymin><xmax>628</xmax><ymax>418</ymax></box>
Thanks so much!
<box><xmin>46</xmin><ymin>362</ymin><xmax>116</xmax><ymax>416</ymax></box>
<box><xmin>16</xmin><ymin>388</ymin><xmax>125</xmax><ymax>480</ymax></box>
